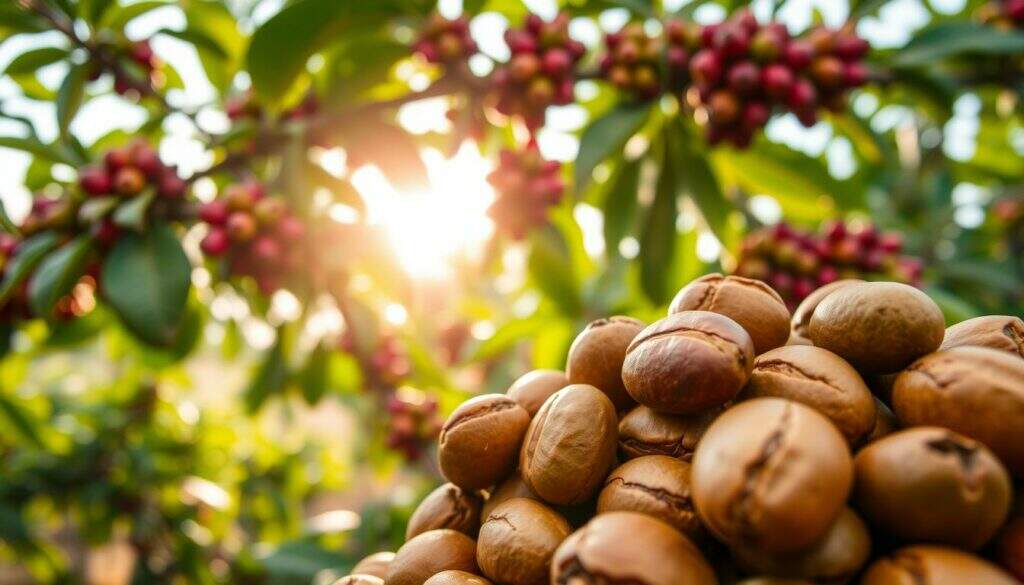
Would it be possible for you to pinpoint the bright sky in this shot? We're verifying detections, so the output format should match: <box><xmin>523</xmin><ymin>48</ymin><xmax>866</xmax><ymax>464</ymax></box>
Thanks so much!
<box><xmin>0</xmin><ymin>0</ymin><xmax>992</xmax><ymax>266</ymax></box>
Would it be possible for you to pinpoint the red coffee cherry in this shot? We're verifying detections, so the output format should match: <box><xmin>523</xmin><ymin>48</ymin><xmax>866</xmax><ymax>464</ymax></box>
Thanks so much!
<box><xmin>201</xmin><ymin>227</ymin><xmax>231</xmax><ymax>256</ymax></box>
<box><xmin>113</xmin><ymin>167</ymin><xmax>146</xmax><ymax>196</ymax></box>
<box><xmin>79</xmin><ymin>166</ymin><xmax>112</xmax><ymax>196</ymax></box>
<box><xmin>487</xmin><ymin>145</ymin><xmax>564</xmax><ymax>240</ymax></box>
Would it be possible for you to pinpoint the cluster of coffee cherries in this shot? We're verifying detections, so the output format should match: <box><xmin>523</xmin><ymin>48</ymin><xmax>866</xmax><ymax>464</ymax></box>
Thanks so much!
<box><xmin>78</xmin><ymin>139</ymin><xmax>187</xmax><ymax>201</ymax></box>
<box><xmin>413</xmin><ymin>14</ymin><xmax>478</xmax><ymax>66</ymax></box>
<box><xmin>385</xmin><ymin>391</ymin><xmax>442</xmax><ymax>463</ymax></box>
<box><xmin>601</xmin><ymin>23</ymin><xmax>676</xmax><ymax>100</ymax></box>
<box><xmin>224</xmin><ymin>90</ymin><xmax>319</xmax><ymax>123</ymax></box>
<box><xmin>734</xmin><ymin>221</ymin><xmax>923</xmax><ymax>310</ymax></box>
<box><xmin>486</xmin><ymin>146</ymin><xmax>565</xmax><ymax>240</ymax></box>
<box><xmin>198</xmin><ymin>181</ymin><xmax>306</xmax><ymax>295</ymax></box>
<box><xmin>491</xmin><ymin>13</ymin><xmax>585</xmax><ymax>131</ymax></box>
<box><xmin>684</xmin><ymin>10</ymin><xmax>869</xmax><ymax>147</ymax></box>
<box><xmin>979</xmin><ymin>0</ymin><xmax>1024</xmax><ymax>28</ymax></box>
<box><xmin>87</xmin><ymin>39</ymin><xmax>161</xmax><ymax>98</ymax></box>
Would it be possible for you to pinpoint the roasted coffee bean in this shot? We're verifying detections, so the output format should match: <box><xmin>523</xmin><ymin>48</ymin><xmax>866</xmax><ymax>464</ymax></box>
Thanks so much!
<box><xmin>406</xmin><ymin>483</ymin><xmax>482</xmax><ymax>541</ymax></box>
<box><xmin>669</xmin><ymin>273</ymin><xmax>791</xmax><ymax>354</ymax></box>
<box><xmin>332</xmin><ymin>576</ymin><xmax>383</xmax><ymax>585</ymax></box>
<box><xmin>940</xmin><ymin>315</ymin><xmax>1024</xmax><ymax>358</ymax></box>
<box><xmin>520</xmin><ymin>384</ymin><xmax>618</xmax><ymax>506</ymax></box>
<box><xmin>477</xmin><ymin>498</ymin><xmax>571</xmax><ymax>585</ymax></box>
<box><xmin>692</xmin><ymin>398</ymin><xmax>853</xmax><ymax>553</ymax></box>
<box><xmin>506</xmin><ymin>369</ymin><xmax>568</xmax><ymax>416</ymax></box>
<box><xmin>423</xmin><ymin>571</ymin><xmax>492</xmax><ymax>585</ymax></box>
<box><xmin>864</xmin><ymin>398</ymin><xmax>897</xmax><ymax>444</ymax></box>
<box><xmin>731</xmin><ymin>508</ymin><xmax>871</xmax><ymax>582</ymax></box>
<box><xmin>892</xmin><ymin>346</ymin><xmax>1024</xmax><ymax>476</ymax></box>
<box><xmin>549</xmin><ymin>512</ymin><xmax>717</xmax><ymax>585</ymax></box>
<box><xmin>854</xmin><ymin>427</ymin><xmax>1011</xmax><ymax>550</ymax></box>
<box><xmin>622</xmin><ymin>311</ymin><xmax>755</xmax><ymax>414</ymax></box>
<box><xmin>565</xmin><ymin>316</ymin><xmax>645</xmax><ymax>411</ymax></box>
<box><xmin>808</xmin><ymin>282</ymin><xmax>944</xmax><ymax>374</ymax></box>
<box><xmin>860</xmin><ymin>545</ymin><xmax>1018</xmax><ymax>585</ymax></box>
<box><xmin>740</xmin><ymin>345</ymin><xmax>875</xmax><ymax>444</ymax></box>
<box><xmin>438</xmin><ymin>394</ymin><xmax>530</xmax><ymax>490</ymax></box>
<box><xmin>481</xmin><ymin>474</ymin><xmax>537</xmax><ymax>521</ymax></box>
<box><xmin>789</xmin><ymin>279</ymin><xmax>862</xmax><ymax>344</ymax></box>
<box><xmin>351</xmin><ymin>552</ymin><xmax>393</xmax><ymax>579</ymax></box>
<box><xmin>597</xmin><ymin>455</ymin><xmax>703</xmax><ymax>539</ymax></box>
<box><xmin>386</xmin><ymin>530</ymin><xmax>478</xmax><ymax>585</ymax></box>
<box><xmin>617</xmin><ymin>405</ymin><xmax>719</xmax><ymax>462</ymax></box>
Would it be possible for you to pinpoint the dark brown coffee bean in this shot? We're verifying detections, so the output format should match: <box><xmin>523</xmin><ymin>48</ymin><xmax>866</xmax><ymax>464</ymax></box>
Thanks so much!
<box><xmin>423</xmin><ymin>571</ymin><xmax>492</xmax><ymax>585</ymax></box>
<box><xmin>520</xmin><ymin>384</ymin><xmax>618</xmax><ymax>506</ymax></box>
<box><xmin>669</xmin><ymin>273</ymin><xmax>791</xmax><ymax>354</ymax></box>
<box><xmin>477</xmin><ymin>498</ymin><xmax>572</xmax><ymax>585</ymax></box>
<box><xmin>332</xmin><ymin>576</ymin><xmax>383</xmax><ymax>585</ymax></box>
<box><xmin>406</xmin><ymin>483</ymin><xmax>483</xmax><ymax>541</ymax></box>
<box><xmin>481</xmin><ymin>474</ymin><xmax>538</xmax><ymax>522</ymax></box>
<box><xmin>808</xmin><ymin>282</ymin><xmax>945</xmax><ymax>374</ymax></box>
<box><xmin>386</xmin><ymin>530</ymin><xmax>478</xmax><ymax>585</ymax></box>
<box><xmin>438</xmin><ymin>394</ymin><xmax>530</xmax><ymax>490</ymax></box>
<box><xmin>861</xmin><ymin>545</ymin><xmax>1018</xmax><ymax>585</ymax></box>
<box><xmin>731</xmin><ymin>508</ymin><xmax>871</xmax><ymax>582</ymax></box>
<box><xmin>789</xmin><ymin>279</ymin><xmax>862</xmax><ymax>344</ymax></box>
<box><xmin>854</xmin><ymin>427</ymin><xmax>1011</xmax><ymax>550</ymax></box>
<box><xmin>864</xmin><ymin>398</ymin><xmax>897</xmax><ymax>444</ymax></box>
<box><xmin>617</xmin><ymin>405</ymin><xmax>719</xmax><ymax>462</ymax></box>
<box><xmin>597</xmin><ymin>455</ymin><xmax>703</xmax><ymax>540</ymax></box>
<box><xmin>892</xmin><ymin>346</ymin><xmax>1024</xmax><ymax>476</ymax></box>
<box><xmin>550</xmin><ymin>512</ymin><xmax>717</xmax><ymax>585</ymax></box>
<box><xmin>940</xmin><ymin>315</ymin><xmax>1024</xmax><ymax>358</ymax></box>
<box><xmin>352</xmin><ymin>552</ymin><xmax>393</xmax><ymax>579</ymax></box>
<box><xmin>692</xmin><ymin>398</ymin><xmax>852</xmax><ymax>553</ymax></box>
<box><xmin>506</xmin><ymin>369</ymin><xmax>568</xmax><ymax>416</ymax></box>
<box><xmin>741</xmin><ymin>345</ymin><xmax>875</xmax><ymax>444</ymax></box>
<box><xmin>566</xmin><ymin>316</ymin><xmax>645</xmax><ymax>411</ymax></box>
<box><xmin>622</xmin><ymin>311</ymin><xmax>755</xmax><ymax>414</ymax></box>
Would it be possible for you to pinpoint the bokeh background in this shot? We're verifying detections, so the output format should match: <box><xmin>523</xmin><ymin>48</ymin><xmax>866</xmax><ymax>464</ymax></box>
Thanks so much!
<box><xmin>1</xmin><ymin>0</ymin><xmax>1023</xmax><ymax>583</ymax></box>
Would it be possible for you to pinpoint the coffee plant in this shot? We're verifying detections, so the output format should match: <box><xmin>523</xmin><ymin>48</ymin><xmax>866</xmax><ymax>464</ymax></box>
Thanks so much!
<box><xmin>0</xmin><ymin>0</ymin><xmax>1022</xmax><ymax>582</ymax></box>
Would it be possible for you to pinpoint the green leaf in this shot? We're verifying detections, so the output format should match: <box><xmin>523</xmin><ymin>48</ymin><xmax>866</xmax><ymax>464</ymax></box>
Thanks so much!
<box><xmin>528</xmin><ymin>225</ymin><xmax>582</xmax><ymax>317</ymax></box>
<box><xmin>640</xmin><ymin>144</ymin><xmax>678</xmax><ymax>305</ymax></box>
<box><xmin>100</xmin><ymin>0</ymin><xmax>170</xmax><ymax>30</ymax></box>
<box><xmin>299</xmin><ymin>344</ymin><xmax>328</xmax><ymax>405</ymax></box>
<box><xmin>0</xmin><ymin>231</ymin><xmax>59</xmax><ymax>306</ymax></box>
<box><xmin>81</xmin><ymin>0</ymin><xmax>116</xmax><ymax>23</ymax></box>
<box><xmin>0</xmin><ymin>136</ymin><xmax>78</xmax><ymax>165</ymax></box>
<box><xmin>246</xmin><ymin>0</ymin><xmax>396</xmax><ymax>103</ymax></box>
<box><xmin>101</xmin><ymin>224</ymin><xmax>192</xmax><ymax>346</ymax></box>
<box><xmin>601</xmin><ymin>158</ymin><xmax>641</xmax><ymax>259</ymax></box>
<box><xmin>894</xmin><ymin>22</ymin><xmax>1024</xmax><ymax>67</ymax></box>
<box><xmin>244</xmin><ymin>330</ymin><xmax>291</xmax><ymax>413</ymax></box>
<box><xmin>469</xmin><ymin>314</ymin><xmax>548</xmax><ymax>361</ymax></box>
<box><xmin>3</xmin><ymin>47</ymin><xmax>69</xmax><ymax>76</ymax></box>
<box><xmin>0</xmin><ymin>393</ymin><xmax>44</xmax><ymax>448</ymax></box>
<box><xmin>112</xmin><ymin>189</ymin><xmax>156</xmax><ymax>231</ymax></box>
<box><xmin>464</xmin><ymin>0</ymin><xmax>528</xmax><ymax>19</ymax></box>
<box><xmin>575</xmin><ymin>104</ymin><xmax>652</xmax><ymax>191</ymax></box>
<box><xmin>56</xmin><ymin>64</ymin><xmax>87</xmax><ymax>138</ymax></box>
<box><xmin>668</xmin><ymin>121</ymin><xmax>730</xmax><ymax>243</ymax></box>
<box><xmin>0</xmin><ymin>199</ymin><xmax>19</xmax><ymax>234</ymax></box>
<box><xmin>78</xmin><ymin>196</ymin><xmax>120</xmax><ymax>224</ymax></box>
<box><xmin>924</xmin><ymin>286</ymin><xmax>981</xmax><ymax>326</ymax></box>
<box><xmin>28</xmin><ymin>235</ymin><xmax>94</xmax><ymax>318</ymax></box>
<box><xmin>849</xmin><ymin>0</ymin><xmax>891</xmax><ymax>20</ymax></box>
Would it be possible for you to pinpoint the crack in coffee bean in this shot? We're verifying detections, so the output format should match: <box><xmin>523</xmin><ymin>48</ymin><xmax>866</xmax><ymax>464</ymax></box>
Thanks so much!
<box><xmin>441</xmin><ymin>400</ymin><xmax>517</xmax><ymax>439</ymax></box>
<box><xmin>554</xmin><ymin>557</ymin><xmax>647</xmax><ymax>585</ymax></box>
<box><xmin>619</xmin><ymin>438</ymin><xmax>691</xmax><ymax>459</ymax></box>
<box><xmin>890</xmin><ymin>551</ymin><xmax>929</xmax><ymax>585</ymax></box>
<box><xmin>729</xmin><ymin>404</ymin><xmax>792</xmax><ymax>542</ymax></box>
<box><xmin>754</xmin><ymin>359</ymin><xmax>843</xmax><ymax>392</ymax></box>
<box><xmin>1003</xmin><ymin>322</ymin><xmax>1024</xmax><ymax>358</ymax></box>
<box><xmin>604</xmin><ymin>477</ymin><xmax>694</xmax><ymax>512</ymax></box>
<box><xmin>631</xmin><ymin>327</ymin><xmax>747</xmax><ymax>368</ymax></box>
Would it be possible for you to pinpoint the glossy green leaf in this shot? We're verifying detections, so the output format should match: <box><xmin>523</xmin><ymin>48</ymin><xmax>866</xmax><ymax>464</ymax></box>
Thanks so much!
<box><xmin>101</xmin><ymin>224</ymin><xmax>192</xmax><ymax>346</ymax></box>
<box><xmin>469</xmin><ymin>314</ymin><xmax>548</xmax><ymax>361</ymax></box>
<box><xmin>668</xmin><ymin>122</ymin><xmax>730</xmax><ymax>243</ymax></box>
<box><xmin>575</xmin><ymin>104</ymin><xmax>652</xmax><ymax>191</ymax></box>
<box><xmin>3</xmin><ymin>47</ymin><xmax>69</xmax><ymax>76</ymax></box>
<box><xmin>100</xmin><ymin>0</ymin><xmax>170</xmax><ymax>30</ymax></box>
<box><xmin>895</xmin><ymin>22</ymin><xmax>1024</xmax><ymax>67</ymax></box>
<box><xmin>56</xmin><ymin>64</ymin><xmax>87</xmax><ymax>138</ymax></box>
<box><xmin>244</xmin><ymin>330</ymin><xmax>291</xmax><ymax>413</ymax></box>
<box><xmin>850</xmin><ymin>0</ymin><xmax>892</xmax><ymax>19</ymax></box>
<box><xmin>0</xmin><ymin>137</ymin><xmax>78</xmax><ymax>166</ymax></box>
<box><xmin>0</xmin><ymin>231</ymin><xmax>59</xmax><ymax>306</ymax></box>
<box><xmin>528</xmin><ymin>225</ymin><xmax>582</xmax><ymax>317</ymax></box>
<box><xmin>112</xmin><ymin>189</ymin><xmax>156</xmax><ymax>231</ymax></box>
<box><xmin>299</xmin><ymin>344</ymin><xmax>329</xmax><ymax>405</ymax></box>
<box><xmin>601</xmin><ymin>158</ymin><xmax>642</xmax><ymax>260</ymax></box>
<box><xmin>81</xmin><ymin>0</ymin><xmax>116</xmax><ymax>24</ymax></box>
<box><xmin>28</xmin><ymin>235</ymin><xmax>94</xmax><ymax>318</ymax></box>
<box><xmin>639</xmin><ymin>144</ymin><xmax>678</xmax><ymax>305</ymax></box>
<box><xmin>0</xmin><ymin>200</ymin><xmax>18</xmax><ymax>234</ymax></box>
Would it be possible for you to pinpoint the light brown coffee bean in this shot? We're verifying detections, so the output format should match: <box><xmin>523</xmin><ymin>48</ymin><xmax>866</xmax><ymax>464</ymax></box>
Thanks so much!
<box><xmin>692</xmin><ymin>398</ymin><xmax>853</xmax><ymax>553</ymax></box>
<box><xmin>789</xmin><ymin>279</ymin><xmax>862</xmax><ymax>343</ymax></box>
<box><xmin>617</xmin><ymin>405</ymin><xmax>719</xmax><ymax>462</ymax></box>
<box><xmin>861</xmin><ymin>545</ymin><xmax>1018</xmax><ymax>585</ymax></box>
<box><xmin>622</xmin><ymin>311</ymin><xmax>755</xmax><ymax>414</ymax></box>
<box><xmin>740</xmin><ymin>345</ymin><xmax>875</xmax><ymax>444</ymax></box>
<box><xmin>892</xmin><ymin>346</ymin><xmax>1024</xmax><ymax>476</ymax></box>
<box><xmin>505</xmin><ymin>369</ymin><xmax>568</xmax><ymax>417</ymax></box>
<box><xmin>386</xmin><ymin>530</ymin><xmax>477</xmax><ymax>585</ymax></box>
<box><xmin>940</xmin><ymin>315</ymin><xmax>1024</xmax><ymax>358</ymax></box>
<box><xmin>438</xmin><ymin>394</ymin><xmax>530</xmax><ymax>490</ymax></box>
<box><xmin>597</xmin><ymin>455</ymin><xmax>703</xmax><ymax>540</ymax></box>
<box><xmin>807</xmin><ymin>282</ymin><xmax>944</xmax><ymax>374</ymax></box>
<box><xmin>550</xmin><ymin>512</ymin><xmax>717</xmax><ymax>585</ymax></box>
<box><xmin>565</xmin><ymin>316</ymin><xmax>645</xmax><ymax>411</ymax></box>
<box><xmin>477</xmin><ymin>498</ymin><xmax>572</xmax><ymax>585</ymax></box>
<box><xmin>406</xmin><ymin>483</ymin><xmax>482</xmax><ymax>541</ymax></box>
<box><xmin>520</xmin><ymin>384</ymin><xmax>618</xmax><ymax>506</ymax></box>
<box><xmin>481</xmin><ymin>474</ymin><xmax>538</xmax><ymax>522</ymax></box>
<box><xmin>423</xmin><ymin>571</ymin><xmax>492</xmax><ymax>585</ymax></box>
<box><xmin>731</xmin><ymin>508</ymin><xmax>871</xmax><ymax>583</ymax></box>
<box><xmin>854</xmin><ymin>427</ymin><xmax>1012</xmax><ymax>550</ymax></box>
<box><xmin>351</xmin><ymin>552</ymin><xmax>394</xmax><ymax>579</ymax></box>
<box><xmin>669</xmin><ymin>273</ymin><xmax>791</xmax><ymax>354</ymax></box>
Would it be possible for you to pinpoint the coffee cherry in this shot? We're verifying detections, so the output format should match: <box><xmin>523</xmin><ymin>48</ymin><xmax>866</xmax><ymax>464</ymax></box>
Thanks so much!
<box><xmin>226</xmin><ymin>212</ymin><xmax>257</xmax><ymax>242</ymax></box>
<box><xmin>843</xmin><ymin>62</ymin><xmax>869</xmax><ymax>87</ymax></box>
<box><xmin>201</xmin><ymin>227</ymin><xmax>230</xmax><ymax>256</ymax></box>
<box><xmin>105</xmin><ymin>147</ymin><xmax>132</xmax><ymax>172</ymax></box>
<box><xmin>787</xmin><ymin>78</ymin><xmax>817</xmax><ymax>109</ymax></box>
<box><xmin>690</xmin><ymin>50</ymin><xmax>722</xmax><ymax>86</ymax></box>
<box><xmin>727</xmin><ymin>61</ymin><xmax>760</xmax><ymax>95</ymax></box>
<box><xmin>751</xmin><ymin>28</ymin><xmax>784</xmax><ymax>62</ymax></box>
<box><xmin>761</xmin><ymin>64</ymin><xmax>794</xmax><ymax>98</ymax></box>
<box><xmin>79</xmin><ymin>166</ymin><xmax>112</xmax><ymax>196</ymax></box>
<box><xmin>742</xmin><ymin>101</ymin><xmax>770</xmax><ymax>128</ymax></box>
<box><xmin>834</xmin><ymin>34</ymin><xmax>869</xmax><ymax>62</ymax></box>
<box><xmin>708</xmin><ymin>90</ymin><xmax>740</xmax><ymax>124</ymax></box>
<box><xmin>200</xmin><ymin>200</ymin><xmax>229</xmax><ymax>225</ymax></box>
<box><xmin>812</xmin><ymin>55</ymin><xmax>845</xmax><ymax>89</ymax></box>
<box><xmin>252</xmin><ymin>235</ymin><xmax>282</xmax><ymax>263</ymax></box>
<box><xmin>510</xmin><ymin>53</ymin><xmax>541</xmax><ymax>83</ymax></box>
<box><xmin>157</xmin><ymin>172</ymin><xmax>187</xmax><ymax>198</ymax></box>
<box><xmin>784</xmin><ymin>40</ymin><xmax>814</xmax><ymax>70</ymax></box>
<box><xmin>113</xmin><ymin>167</ymin><xmax>146</xmax><ymax>196</ymax></box>
<box><xmin>542</xmin><ymin>48</ymin><xmax>572</xmax><ymax>76</ymax></box>
<box><xmin>131</xmin><ymin>40</ymin><xmax>154</xmax><ymax>66</ymax></box>
<box><xmin>130</xmin><ymin>140</ymin><xmax>162</xmax><ymax>177</ymax></box>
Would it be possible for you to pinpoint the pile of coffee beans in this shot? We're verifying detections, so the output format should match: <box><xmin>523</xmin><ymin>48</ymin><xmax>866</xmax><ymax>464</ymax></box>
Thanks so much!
<box><xmin>198</xmin><ymin>181</ymin><xmax>306</xmax><ymax>294</ymax></box>
<box><xmin>413</xmin><ymin>14</ymin><xmax>478</xmax><ymax>65</ymax></box>
<box><xmin>734</xmin><ymin>221</ymin><xmax>923</xmax><ymax>310</ymax></box>
<box><xmin>490</xmin><ymin>13</ymin><xmax>585</xmax><ymax>131</ymax></box>
<box><xmin>335</xmin><ymin>272</ymin><xmax>1024</xmax><ymax>585</ymax></box>
<box><xmin>486</xmin><ymin>146</ymin><xmax>565</xmax><ymax>240</ymax></box>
